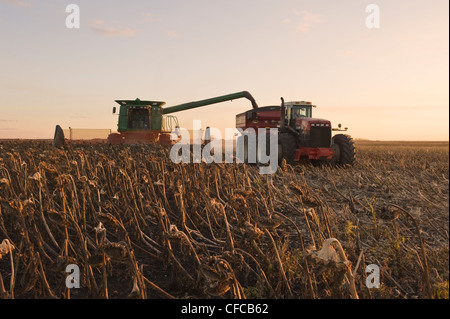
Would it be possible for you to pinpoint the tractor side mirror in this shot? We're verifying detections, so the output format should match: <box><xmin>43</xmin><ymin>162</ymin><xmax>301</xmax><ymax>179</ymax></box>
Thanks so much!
<box><xmin>112</xmin><ymin>107</ymin><xmax>117</xmax><ymax>114</ymax></box>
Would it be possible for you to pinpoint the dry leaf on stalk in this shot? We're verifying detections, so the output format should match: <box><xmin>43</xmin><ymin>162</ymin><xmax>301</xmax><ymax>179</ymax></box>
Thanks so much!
<box><xmin>306</xmin><ymin>238</ymin><xmax>352</xmax><ymax>273</ymax></box>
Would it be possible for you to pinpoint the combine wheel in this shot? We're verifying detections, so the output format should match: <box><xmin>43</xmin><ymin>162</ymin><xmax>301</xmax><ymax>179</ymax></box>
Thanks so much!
<box><xmin>159</xmin><ymin>133</ymin><xmax>174</xmax><ymax>145</ymax></box>
<box><xmin>107</xmin><ymin>133</ymin><xmax>124</xmax><ymax>145</ymax></box>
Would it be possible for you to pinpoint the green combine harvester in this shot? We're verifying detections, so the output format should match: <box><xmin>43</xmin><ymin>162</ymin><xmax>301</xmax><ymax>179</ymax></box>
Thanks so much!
<box><xmin>106</xmin><ymin>91</ymin><xmax>258</xmax><ymax>145</ymax></box>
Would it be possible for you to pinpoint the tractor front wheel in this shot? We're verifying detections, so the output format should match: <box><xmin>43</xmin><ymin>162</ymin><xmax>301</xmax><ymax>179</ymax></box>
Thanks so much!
<box><xmin>331</xmin><ymin>134</ymin><xmax>356</xmax><ymax>167</ymax></box>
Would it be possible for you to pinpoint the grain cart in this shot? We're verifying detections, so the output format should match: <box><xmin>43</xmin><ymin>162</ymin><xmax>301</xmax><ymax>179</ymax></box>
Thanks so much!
<box><xmin>236</xmin><ymin>98</ymin><xmax>356</xmax><ymax>166</ymax></box>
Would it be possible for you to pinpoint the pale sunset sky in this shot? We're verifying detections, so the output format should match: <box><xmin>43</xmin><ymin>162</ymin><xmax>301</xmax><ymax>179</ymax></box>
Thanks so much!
<box><xmin>0</xmin><ymin>0</ymin><xmax>448</xmax><ymax>140</ymax></box>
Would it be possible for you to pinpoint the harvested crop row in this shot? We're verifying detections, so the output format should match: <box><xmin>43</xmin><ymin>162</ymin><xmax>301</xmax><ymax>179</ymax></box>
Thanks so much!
<box><xmin>0</xmin><ymin>140</ymin><xmax>448</xmax><ymax>299</ymax></box>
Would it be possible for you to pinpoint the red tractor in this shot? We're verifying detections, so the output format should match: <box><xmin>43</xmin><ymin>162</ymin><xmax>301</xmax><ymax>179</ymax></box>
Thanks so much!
<box><xmin>236</xmin><ymin>98</ymin><xmax>356</xmax><ymax>166</ymax></box>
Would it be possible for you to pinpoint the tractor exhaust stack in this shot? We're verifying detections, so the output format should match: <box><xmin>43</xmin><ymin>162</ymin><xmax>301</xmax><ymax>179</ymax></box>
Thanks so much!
<box><xmin>280</xmin><ymin>97</ymin><xmax>286</xmax><ymax>132</ymax></box>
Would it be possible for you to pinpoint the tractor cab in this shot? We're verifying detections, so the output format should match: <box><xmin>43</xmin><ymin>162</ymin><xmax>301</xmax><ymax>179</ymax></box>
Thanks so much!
<box><xmin>280</xmin><ymin>100</ymin><xmax>333</xmax><ymax>149</ymax></box>
<box><xmin>284</xmin><ymin>101</ymin><xmax>314</xmax><ymax>126</ymax></box>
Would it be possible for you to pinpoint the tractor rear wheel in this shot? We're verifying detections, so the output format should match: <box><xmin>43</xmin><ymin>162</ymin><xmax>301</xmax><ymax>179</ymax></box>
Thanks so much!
<box><xmin>331</xmin><ymin>134</ymin><xmax>356</xmax><ymax>167</ymax></box>
<box><xmin>278</xmin><ymin>133</ymin><xmax>297</xmax><ymax>165</ymax></box>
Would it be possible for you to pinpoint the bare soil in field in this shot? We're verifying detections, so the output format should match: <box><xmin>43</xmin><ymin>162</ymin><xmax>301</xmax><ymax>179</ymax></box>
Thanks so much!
<box><xmin>0</xmin><ymin>140</ymin><xmax>448</xmax><ymax>299</ymax></box>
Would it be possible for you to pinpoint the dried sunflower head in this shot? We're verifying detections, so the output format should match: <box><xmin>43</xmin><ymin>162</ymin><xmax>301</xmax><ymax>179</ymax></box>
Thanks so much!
<box><xmin>0</xmin><ymin>239</ymin><xmax>14</xmax><ymax>259</ymax></box>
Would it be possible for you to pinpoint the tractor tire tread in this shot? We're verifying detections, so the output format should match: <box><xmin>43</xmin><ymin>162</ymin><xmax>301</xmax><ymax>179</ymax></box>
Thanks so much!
<box><xmin>332</xmin><ymin>134</ymin><xmax>356</xmax><ymax>166</ymax></box>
